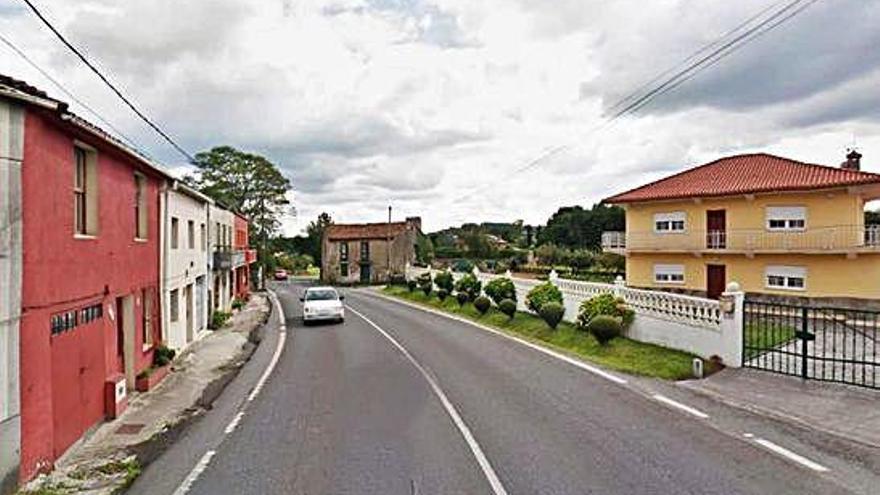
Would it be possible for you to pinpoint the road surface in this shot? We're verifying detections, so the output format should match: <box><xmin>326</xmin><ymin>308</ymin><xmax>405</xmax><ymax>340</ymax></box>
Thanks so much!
<box><xmin>130</xmin><ymin>280</ymin><xmax>872</xmax><ymax>494</ymax></box>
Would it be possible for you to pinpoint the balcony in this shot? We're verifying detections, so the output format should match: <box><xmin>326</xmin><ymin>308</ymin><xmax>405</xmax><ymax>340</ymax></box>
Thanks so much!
<box><xmin>213</xmin><ymin>247</ymin><xmax>247</xmax><ymax>270</ymax></box>
<box><xmin>602</xmin><ymin>225</ymin><xmax>880</xmax><ymax>254</ymax></box>
<box><xmin>244</xmin><ymin>248</ymin><xmax>257</xmax><ymax>264</ymax></box>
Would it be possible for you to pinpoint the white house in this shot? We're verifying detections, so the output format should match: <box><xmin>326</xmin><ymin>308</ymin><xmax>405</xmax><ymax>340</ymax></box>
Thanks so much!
<box><xmin>209</xmin><ymin>204</ymin><xmax>236</xmax><ymax>314</ymax></box>
<box><xmin>162</xmin><ymin>182</ymin><xmax>212</xmax><ymax>351</ymax></box>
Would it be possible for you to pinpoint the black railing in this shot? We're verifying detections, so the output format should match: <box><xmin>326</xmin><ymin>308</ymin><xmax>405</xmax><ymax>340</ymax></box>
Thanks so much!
<box><xmin>743</xmin><ymin>300</ymin><xmax>879</xmax><ymax>389</ymax></box>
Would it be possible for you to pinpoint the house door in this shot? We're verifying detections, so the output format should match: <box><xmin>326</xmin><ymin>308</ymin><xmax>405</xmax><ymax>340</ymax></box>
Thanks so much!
<box><xmin>706</xmin><ymin>210</ymin><xmax>726</xmax><ymax>249</ymax></box>
<box><xmin>115</xmin><ymin>295</ymin><xmax>136</xmax><ymax>388</ymax></box>
<box><xmin>195</xmin><ymin>276</ymin><xmax>205</xmax><ymax>333</ymax></box>
<box><xmin>707</xmin><ymin>265</ymin><xmax>726</xmax><ymax>299</ymax></box>
<box><xmin>185</xmin><ymin>284</ymin><xmax>194</xmax><ymax>342</ymax></box>
<box><xmin>360</xmin><ymin>264</ymin><xmax>371</xmax><ymax>283</ymax></box>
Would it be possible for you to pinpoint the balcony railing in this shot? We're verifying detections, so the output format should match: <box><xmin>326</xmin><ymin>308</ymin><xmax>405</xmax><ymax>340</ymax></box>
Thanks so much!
<box><xmin>602</xmin><ymin>225</ymin><xmax>880</xmax><ymax>253</ymax></box>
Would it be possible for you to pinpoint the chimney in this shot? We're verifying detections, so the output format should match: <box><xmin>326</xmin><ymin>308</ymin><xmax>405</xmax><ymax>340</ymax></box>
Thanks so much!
<box><xmin>405</xmin><ymin>216</ymin><xmax>422</xmax><ymax>232</ymax></box>
<box><xmin>841</xmin><ymin>149</ymin><xmax>862</xmax><ymax>171</ymax></box>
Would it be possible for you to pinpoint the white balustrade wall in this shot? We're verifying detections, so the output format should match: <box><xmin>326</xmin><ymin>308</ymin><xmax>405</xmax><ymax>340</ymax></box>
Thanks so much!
<box><xmin>403</xmin><ymin>264</ymin><xmax>742</xmax><ymax>366</ymax></box>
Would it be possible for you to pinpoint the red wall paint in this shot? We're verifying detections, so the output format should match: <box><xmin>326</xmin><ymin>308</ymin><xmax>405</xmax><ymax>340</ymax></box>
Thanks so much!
<box><xmin>233</xmin><ymin>214</ymin><xmax>250</xmax><ymax>298</ymax></box>
<box><xmin>18</xmin><ymin>109</ymin><xmax>165</xmax><ymax>481</ymax></box>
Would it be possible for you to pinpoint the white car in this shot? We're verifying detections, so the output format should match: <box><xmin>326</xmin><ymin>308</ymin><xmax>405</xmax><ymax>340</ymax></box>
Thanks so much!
<box><xmin>300</xmin><ymin>286</ymin><xmax>345</xmax><ymax>324</ymax></box>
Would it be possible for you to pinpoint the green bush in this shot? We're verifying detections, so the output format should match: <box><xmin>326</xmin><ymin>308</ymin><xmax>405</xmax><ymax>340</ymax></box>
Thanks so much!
<box><xmin>484</xmin><ymin>277</ymin><xmax>516</xmax><ymax>305</ymax></box>
<box><xmin>456</xmin><ymin>291</ymin><xmax>469</xmax><ymax>307</ymax></box>
<box><xmin>498</xmin><ymin>299</ymin><xmax>517</xmax><ymax>319</ymax></box>
<box><xmin>231</xmin><ymin>298</ymin><xmax>245</xmax><ymax>311</ymax></box>
<box><xmin>152</xmin><ymin>345</ymin><xmax>176</xmax><ymax>367</ymax></box>
<box><xmin>539</xmin><ymin>302</ymin><xmax>565</xmax><ymax>329</ymax></box>
<box><xmin>454</xmin><ymin>273</ymin><xmax>482</xmax><ymax>301</ymax></box>
<box><xmin>526</xmin><ymin>282</ymin><xmax>563</xmax><ymax>313</ymax></box>
<box><xmin>474</xmin><ymin>296</ymin><xmax>491</xmax><ymax>315</ymax></box>
<box><xmin>452</xmin><ymin>259</ymin><xmax>475</xmax><ymax>273</ymax></box>
<box><xmin>434</xmin><ymin>271</ymin><xmax>454</xmax><ymax>292</ymax></box>
<box><xmin>210</xmin><ymin>310</ymin><xmax>231</xmax><ymax>330</ymax></box>
<box><xmin>437</xmin><ymin>289</ymin><xmax>449</xmax><ymax>301</ymax></box>
<box><xmin>407</xmin><ymin>280</ymin><xmax>418</xmax><ymax>292</ymax></box>
<box><xmin>417</xmin><ymin>272</ymin><xmax>433</xmax><ymax>296</ymax></box>
<box><xmin>576</xmin><ymin>293</ymin><xmax>634</xmax><ymax>329</ymax></box>
<box><xmin>588</xmin><ymin>315</ymin><xmax>622</xmax><ymax>345</ymax></box>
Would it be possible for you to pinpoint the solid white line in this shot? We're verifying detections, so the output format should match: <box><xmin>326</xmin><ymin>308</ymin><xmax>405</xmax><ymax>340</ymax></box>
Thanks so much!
<box><xmin>172</xmin><ymin>450</ymin><xmax>216</xmax><ymax>495</ymax></box>
<box><xmin>652</xmin><ymin>394</ymin><xmax>710</xmax><ymax>419</ymax></box>
<box><xmin>347</xmin><ymin>306</ymin><xmax>509</xmax><ymax>495</ymax></box>
<box><xmin>224</xmin><ymin>412</ymin><xmax>244</xmax><ymax>434</ymax></box>
<box><xmin>248</xmin><ymin>291</ymin><xmax>288</xmax><ymax>403</ymax></box>
<box><xmin>752</xmin><ymin>437</ymin><xmax>830</xmax><ymax>472</ymax></box>
<box><xmin>367</xmin><ymin>292</ymin><xmax>627</xmax><ymax>385</ymax></box>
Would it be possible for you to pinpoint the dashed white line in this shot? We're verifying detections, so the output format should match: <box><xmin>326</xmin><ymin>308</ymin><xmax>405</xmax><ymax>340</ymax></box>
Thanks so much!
<box><xmin>750</xmin><ymin>436</ymin><xmax>830</xmax><ymax>472</ymax></box>
<box><xmin>172</xmin><ymin>450</ymin><xmax>216</xmax><ymax>495</ymax></box>
<box><xmin>224</xmin><ymin>411</ymin><xmax>244</xmax><ymax>434</ymax></box>
<box><xmin>347</xmin><ymin>306</ymin><xmax>510</xmax><ymax>495</ymax></box>
<box><xmin>652</xmin><ymin>394</ymin><xmax>710</xmax><ymax>419</ymax></box>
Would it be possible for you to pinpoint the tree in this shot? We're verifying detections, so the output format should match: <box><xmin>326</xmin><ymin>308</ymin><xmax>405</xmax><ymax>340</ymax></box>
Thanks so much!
<box><xmin>306</xmin><ymin>212</ymin><xmax>333</xmax><ymax>266</ymax></box>
<box><xmin>537</xmin><ymin>203</ymin><xmax>624</xmax><ymax>250</ymax></box>
<box><xmin>188</xmin><ymin>146</ymin><xmax>292</xmax><ymax>264</ymax></box>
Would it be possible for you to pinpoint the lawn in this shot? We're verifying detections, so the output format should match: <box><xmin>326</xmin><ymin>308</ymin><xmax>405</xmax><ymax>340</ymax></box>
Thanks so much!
<box><xmin>744</xmin><ymin>321</ymin><xmax>797</xmax><ymax>359</ymax></box>
<box><xmin>382</xmin><ymin>285</ymin><xmax>698</xmax><ymax>380</ymax></box>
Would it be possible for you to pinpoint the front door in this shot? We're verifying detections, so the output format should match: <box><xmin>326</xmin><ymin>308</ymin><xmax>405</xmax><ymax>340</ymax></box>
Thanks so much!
<box><xmin>360</xmin><ymin>263</ymin><xmax>371</xmax><ymax>283</ymax></box>
<box><xmin>707</xmin><ymin>264</ymin><xmax>726</xmax><ymax>299</ymax></box>
<box><xmin>706</xmin><ymin>210</ymin><xmax>726</xmax><ymax>249</ymax></box>
<box><xmin>185</xmin><ymin>284</ymin><xmax>194</xmax><ymax>342</ymax></box>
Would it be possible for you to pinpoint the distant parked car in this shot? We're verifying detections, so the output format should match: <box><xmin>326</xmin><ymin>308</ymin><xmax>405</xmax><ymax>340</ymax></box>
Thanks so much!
<box><xmin>274</xmin><ymin>269</ymin><xmax>289</xmax><ymax>281</ymax></box>
<box><xmin>300</xmin><ymin>286</ymin><xmax>345</xmax><ymax>324</ymax></box>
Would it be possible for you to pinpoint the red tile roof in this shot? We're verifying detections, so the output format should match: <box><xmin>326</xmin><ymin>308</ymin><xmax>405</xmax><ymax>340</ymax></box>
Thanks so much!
<box><xmin>325</xmin><ymin>222</ymin><xmax>412</xmax><ymax>241</ymax></box>
<box><xmin>604</xmin><ymin>153</ymin><xmax>880</xmax><ymax>203</ymax></box>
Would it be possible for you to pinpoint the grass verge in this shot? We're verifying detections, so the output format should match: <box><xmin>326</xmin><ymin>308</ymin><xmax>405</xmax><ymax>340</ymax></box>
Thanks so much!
<box><xmin>382</xmin><ymin>286</ymin><xmax>698</xmax><ymax>380</ymax></box>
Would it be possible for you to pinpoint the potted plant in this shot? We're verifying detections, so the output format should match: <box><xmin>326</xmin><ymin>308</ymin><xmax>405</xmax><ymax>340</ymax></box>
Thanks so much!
<box><xmin>135</xmin><ymin>345</ymin><xmax>176</xmax><ymax>392</ymax></box>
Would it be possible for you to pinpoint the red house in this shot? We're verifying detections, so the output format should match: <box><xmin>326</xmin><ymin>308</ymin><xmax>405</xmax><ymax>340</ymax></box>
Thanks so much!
<box><xmin>0</xmin><ymin>75</ymin><xmax>171</xmax><ymax>483</ymax></box>
<box><xmin>233</xmin><ymin>213</ymin><xmax>256</xmax><ymax>299</ymax></box>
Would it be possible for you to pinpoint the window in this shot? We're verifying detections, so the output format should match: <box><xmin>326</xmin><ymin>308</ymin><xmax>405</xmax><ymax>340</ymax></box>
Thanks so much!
<box><xmin>134</xmin><ymin>174</ymin><xmax>147</xmax><ymax>239</ymax></box>
<box><xmin>654</xmin><ymin>212</ymin><xmax>686</xmax><ymax>233</ymax></box>
<box><xmin>200</xmin><ymin>223</ymin><xmax>206</xmax><ymax>251</ymax></box>
<box><xmin>360</xmin><ymin>241</ymin><xmax>370</xmax><ymax>261</ymax></box>
<box><xmin>142</xmin><ymin>288</ymin><xmax>153</xmax><ymax>347</ymax></box>
<box><xmin>765</xmin><ymin>265</ymin><xmax>806</xmax><ymax>291</ymax></box>
<box><xmin>654</xmin><ymin>264</ymin><xmax>685</xmax><ymax>284</ymax></box>
<box><xmin>340</xmin><ymin>242</ymin><xmax>349</xmax><ymax>276</ymax></box>
<box><xmin>215</xmin><ymin>222</ymin><xmax>221</xmax><ymax>247</ymax></box>
<box><xmin>188</xmin><ymin>220</ymin><xmax>195</xmax><ymax>249</ymax></box>
<box><xmin>171</xmin><ymin>217</ymin><xmax>179</xmax><ymax>249</ymax></box>
<box><xmin>73</xmin><ymin>146</ymin><xmax>98</xmax><ymax>236</ymax></box>
<box><xmin>170</xmin><ymin>289</ymin><xmax>180</xmax><ymax>322</ymax></box>
<box><xmin>766</xmin><ymin>206</ymin><xmax>806</xmax><ymax>231</ymax></box>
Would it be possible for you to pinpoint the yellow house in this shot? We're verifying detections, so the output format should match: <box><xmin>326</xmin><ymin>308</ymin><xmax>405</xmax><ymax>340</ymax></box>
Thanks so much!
<box><xmin>602</xmin><ymin>152</ymin><xmax>880</xmax><ymax>301</ymax></box>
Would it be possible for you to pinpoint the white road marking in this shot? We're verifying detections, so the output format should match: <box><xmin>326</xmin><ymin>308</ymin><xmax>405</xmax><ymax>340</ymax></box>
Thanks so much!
<box><xmin>369</xmin><ymin>292</ymin><xmax>627</xmax><ymax>385</ymax></box>
<box><xmin>224</xmin><ymin>412</ymin><xmax>244</xmax><ymax>434</ymax></box>
<box><xmin>751</xmin><ymin>437</ymin><xmax>830</xmax><ymax>472</ymax></box>
<box><xmin>248</xmin><ymin>291</ymin><xmax>288</xmax><ymax>403</ymax></box>
<box><xmin>347</xmin><ymin>306</ymin><xmax>510</xmax><ymax>495</ymax></box>
<box><xmin>172</xmin><ymin>450</ymin><xmax>216</xmax><ymax>495</ymax></box>
<box><xmin>652</xmin><ymin>394</ymin><xmax>710</xmax><ymax>419</ymax></box>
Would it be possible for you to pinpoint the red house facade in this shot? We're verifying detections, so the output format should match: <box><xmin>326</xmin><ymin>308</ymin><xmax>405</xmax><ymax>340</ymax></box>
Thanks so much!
<box><xmin>0</xmin><ymin>76</ymin><xmax>170</xmax><ymax>483</ymax></box>
<box><xmin>233</xmin><ymin>213</ymin><xmax>256</xmax><ymax>299</ymax></box>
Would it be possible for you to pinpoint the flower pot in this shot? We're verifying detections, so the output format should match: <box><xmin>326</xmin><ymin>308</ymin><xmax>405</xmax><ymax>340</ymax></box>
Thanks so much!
<box><xmin>135</xmin><ymin>364</ymin><xmax>171</xmax><ymax>392</ymax></box>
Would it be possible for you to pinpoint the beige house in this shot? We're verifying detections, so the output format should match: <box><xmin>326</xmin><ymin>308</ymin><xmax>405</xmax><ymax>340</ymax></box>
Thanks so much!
<box><xmin>322</xmin><ymin>217</ymin><xmax>422</xmax><ymax>284</ymax></box>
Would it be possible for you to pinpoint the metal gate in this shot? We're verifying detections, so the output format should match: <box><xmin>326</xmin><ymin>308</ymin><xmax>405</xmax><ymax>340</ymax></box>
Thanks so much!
<box><xmin>743</xmin><ymin>300</ymin><xmax>880</xmax><ymax>389</ymax></box>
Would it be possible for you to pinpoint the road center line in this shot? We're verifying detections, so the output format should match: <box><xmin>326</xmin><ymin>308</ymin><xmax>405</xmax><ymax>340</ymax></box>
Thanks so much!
<box><xmin>347</xmin><ymin>305</ymin><xmax>510</xmax><ymax>495</ymax></box>
<box><xmin>751</xmin><ymin>436</ymin><xmax>830</xmax><ymax>472</ymax></box>
<box><xmin>652</xmin><ymin>394</ymin><xmax>710</xmax><ymax>419</ymax></box>
<box><xmin>224</xmin><ymin>412</ymin><xmax>244</xmax><ymax>434</ymax></box>
<box><xmin>172</xmin><ymin>450</ymin><xmax>216</xmax><ymax>495</ymax></box>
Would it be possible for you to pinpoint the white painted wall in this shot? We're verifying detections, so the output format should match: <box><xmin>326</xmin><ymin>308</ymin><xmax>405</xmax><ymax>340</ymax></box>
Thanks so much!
<box><xmin>209</xmin><ymin>205</ymin><xmax>235</xmax><ymax>313</ymax></box>
<box><xmin>163</xmin><ymin>187</ymin><xmax>210</xmax><ymax>351</ymax></box>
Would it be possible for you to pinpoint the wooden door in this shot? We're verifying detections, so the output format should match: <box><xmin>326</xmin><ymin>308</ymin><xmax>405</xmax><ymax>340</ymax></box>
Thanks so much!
<box><xmin>706</xmin><ymin>210</ymin><xmax>726</xmax><ymax>249</ymax></box>
<box><xmin>707</xmin><ymin>264</ymin><xmax>726</xmax><ymax>299</ymax></box>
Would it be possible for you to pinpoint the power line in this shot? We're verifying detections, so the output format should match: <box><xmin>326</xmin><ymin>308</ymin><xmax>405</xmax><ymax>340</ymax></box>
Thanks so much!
<box><xmin>0</xmin><ymin>32</ymin><xmax>149</xmax><ymax>156</ymax></box>
<box><xmin>19</xmin><ymin>0</ymin><xmax>196</xmax><ymax>163</ymax></box>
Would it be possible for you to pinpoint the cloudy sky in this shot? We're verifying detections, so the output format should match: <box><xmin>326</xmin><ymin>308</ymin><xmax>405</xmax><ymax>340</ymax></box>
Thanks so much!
<box><xmin>3</xmin><ymin>0</ymin><xmax>880</xmax><ymax>233</ymax></box>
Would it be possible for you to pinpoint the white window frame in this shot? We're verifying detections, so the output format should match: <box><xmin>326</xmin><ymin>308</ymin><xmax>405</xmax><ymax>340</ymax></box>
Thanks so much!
<box><xmin>765</xmin><ymin>265</ymin><xmax>807</xmax><ymax>291</ymax></box>
<box><xmin>766</xmin><ymin>206</ymin><xmax>807</xmax><ymax>232</ymax></box>
<box><xmin>654</xmin><ymin>264</ymin><xmax>685</xmax><ymax>284</ymax></box>
<box><xmin>653</xmin><ymin>212</ymin><xmax>687</xmax><ymax>234</ymax></box>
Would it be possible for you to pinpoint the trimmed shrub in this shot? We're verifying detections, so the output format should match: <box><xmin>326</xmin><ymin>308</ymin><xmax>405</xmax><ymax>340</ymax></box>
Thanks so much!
<box><xmin>407</xmin><ymin>280</ymin><xmax>418</xmax><ymax>292</ymax></box>
<box><xmin>576</xmin><ymin>293</ymin><xmax>634</xmax><ymax>330</ymax></box>
<box><xmin>152</xmin><ymin>345</ymin><xmax>176</xmax><ymax>367</ymax></box>
<box><xmin>437</xmin><ymin>289</ymin><xmax>449</xmax><ymax>301</ymax></box>
<box><xmin>474</xmin><ymin>296</ymin><xmax>491</xmax><ymax>315</ymax></box>
<box><xmin>498</xmin><ymin>299</ymin><xmax>517</xmax><ymax>319</ymax></box>
<box><xmin>484</xmin><ymin>277</ymin><xmax>516</xmax><ymax>305</ymax></box>
<box><xmin>454</xmin><ymin>273</ymin><xmax>482</xmax><ymax>301</ymax></box>
<box><xmin>588</xmin><ymin>315</ymin><xmax>622</xmax><ymax>345</ymax></box>
<box><xmin>417</xmin><ymin>272</ymin><xmax>433</xmax><ymax>296</ymax></box>
<box><xmin>456</xmin><ymin>292</ymin><xmax>469</xmax><ymax>307</ymax></box>
<box><xmin>539</xmin><ymin>302</ymin><xmax>565</xmax><ymax>329</ymax></box>
<box><xmin>525</xmin><ymin>282</ymin><xmax>563</xmax><ymax>313</ymax></box>
<box><xmin>434</xmin><ymin>271</ymin><xmax>454</xmax><ymax>293</ymax></box>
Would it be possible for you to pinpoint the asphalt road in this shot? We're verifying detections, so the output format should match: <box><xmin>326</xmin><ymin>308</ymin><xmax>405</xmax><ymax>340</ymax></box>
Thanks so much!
<box><xmin>133</xmin><ymin>280</ymin><xmax>862</xmax><ymax>494</ymax></box>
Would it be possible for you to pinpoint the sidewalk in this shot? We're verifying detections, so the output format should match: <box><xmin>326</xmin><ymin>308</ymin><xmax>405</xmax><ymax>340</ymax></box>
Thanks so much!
<box><xmin>21</xmin><ymin>294</ymin><xmax>271</xmax><ymax>495</ymax></box>
<box><xmin>679</xmin><ymin>368</ymin><xmax>880</xmax><ymax>448</ymax></box>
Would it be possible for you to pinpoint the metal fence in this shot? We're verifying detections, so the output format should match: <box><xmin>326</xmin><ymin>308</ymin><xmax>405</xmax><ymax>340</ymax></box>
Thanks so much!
<box><xmin>743</xmin><ymin>300</ymin><xmax>880</xmax><ymax>389</ymax></box>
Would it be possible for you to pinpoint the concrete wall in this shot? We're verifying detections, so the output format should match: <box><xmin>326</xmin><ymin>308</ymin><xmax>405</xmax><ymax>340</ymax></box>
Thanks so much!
<box><xmin>163</xmin><ymin>188</ymin><xmax>209</xmax><ymax>351</ymax></box>
<box><xmin>208</xmin><ymin>206</ymin><xmax>235</xmax><ymax>313</ymax></box>
<box><xmin>0</xmin><ymin>100</ymin><xmax>23</xmax><ymax>494</ymax></box>
<box><xmin>323</xmin><ymin>229</ymin><xmax>417</xmax><ymax>284</ymax></box>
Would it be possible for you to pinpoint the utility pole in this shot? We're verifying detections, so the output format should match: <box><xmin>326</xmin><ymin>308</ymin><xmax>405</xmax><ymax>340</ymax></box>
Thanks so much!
<box><xmin>386</xmin><ymin>205</ymin><xmax>392</xmax><ymax>282</ymax></box>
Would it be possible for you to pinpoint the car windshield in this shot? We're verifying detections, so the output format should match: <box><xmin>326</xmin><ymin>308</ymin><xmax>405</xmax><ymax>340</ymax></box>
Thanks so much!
<box><xmin>305</xmin><ymin>290</ymin><xmax>338</xmax><ymax>301</ymax></box>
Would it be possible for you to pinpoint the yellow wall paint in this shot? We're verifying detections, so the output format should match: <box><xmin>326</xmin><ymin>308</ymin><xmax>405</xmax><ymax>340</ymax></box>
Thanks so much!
<box><xmin>627</xmin><ymin>252</ymin><xmax>880</xmax><ymax>299</ymax></box>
